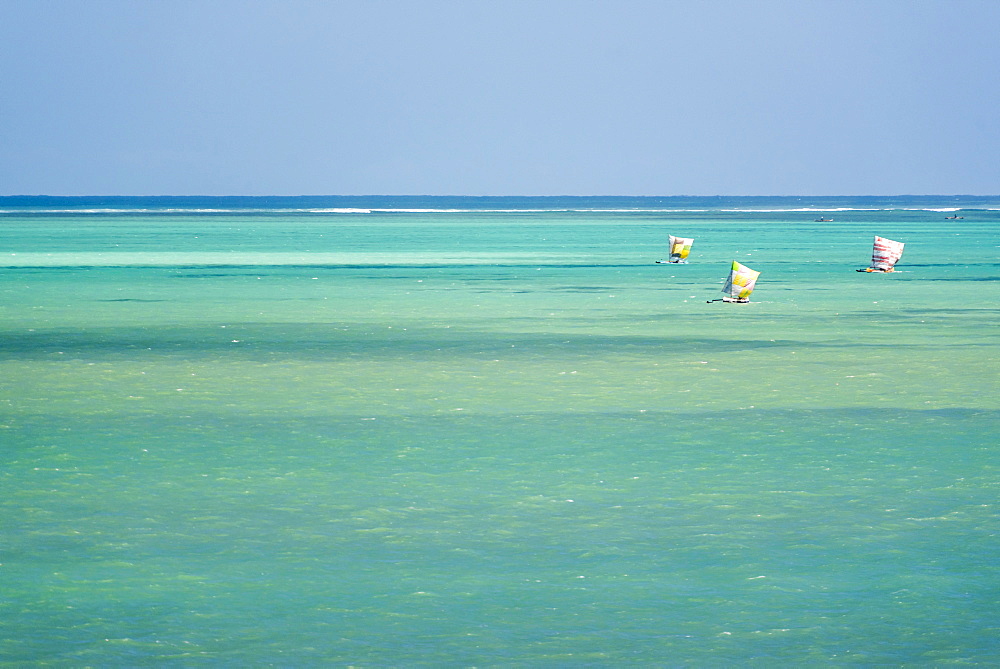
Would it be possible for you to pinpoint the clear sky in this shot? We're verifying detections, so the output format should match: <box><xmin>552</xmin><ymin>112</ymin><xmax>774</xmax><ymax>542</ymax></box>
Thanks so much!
<box><xmin>2</xmin><ymin>0</ymin><xmax>998</xmax><ymax>196</ymax></box>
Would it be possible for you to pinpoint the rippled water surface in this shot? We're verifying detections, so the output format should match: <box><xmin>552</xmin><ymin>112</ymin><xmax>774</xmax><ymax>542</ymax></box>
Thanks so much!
<box><xmin>2</xmin><ymin>197</ymin><xmax>998</xmax><ymax>665</ymax></box>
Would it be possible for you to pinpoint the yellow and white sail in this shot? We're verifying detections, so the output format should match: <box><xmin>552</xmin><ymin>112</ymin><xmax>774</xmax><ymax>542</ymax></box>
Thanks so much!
<box><xmin>866</xmin><ymin>236</ymin><xmax>905</xmax><ymax>272</ymax></box>
<box><xmin>722</xmin><ymin>261</ymin><xmax>760</xmax><ymax>302</ymax></box>
<box><xmin>667</xmin><ymin>235</ymin><xmax>693</xmax><ymax>263</ymax></box>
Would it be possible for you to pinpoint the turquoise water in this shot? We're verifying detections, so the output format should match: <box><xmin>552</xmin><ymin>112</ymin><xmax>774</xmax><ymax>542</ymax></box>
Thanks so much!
<box><xmin>2</xmin><ymin>197</ymin><xmax>998</xmax><ymax>665</ymax></box>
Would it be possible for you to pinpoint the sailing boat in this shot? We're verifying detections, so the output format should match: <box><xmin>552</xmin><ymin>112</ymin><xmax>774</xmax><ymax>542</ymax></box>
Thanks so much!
<box><xmin>708</xmin><ymin>261</ymin><xmax>760</xmax><ymax>303</ymax></box>
<box><xmin>656</xmin><ymin>235</ymin><xmax>693</xmax><ymax>263</ymax></box>
<box><xmin>858</xmin><ymin>236</ymin><xmax>904</xmax><ymax>272</ymax></box>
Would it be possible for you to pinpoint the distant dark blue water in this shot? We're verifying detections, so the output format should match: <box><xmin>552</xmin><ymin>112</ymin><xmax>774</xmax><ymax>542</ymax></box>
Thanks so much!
<box><xmin>2</xmin><ymin>193</ymin><xmax>1000</xmax><ymax>211</ymax></box>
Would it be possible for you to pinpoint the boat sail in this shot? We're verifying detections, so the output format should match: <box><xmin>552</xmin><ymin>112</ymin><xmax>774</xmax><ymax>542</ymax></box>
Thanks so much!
<box><xmin>669</xmin><ymin>235</ymin><xmax>693</xmax><ymax>262</ymax></box>
<box><xmin>658</xmin><ymin>235</ymin><xmax>693</xmax><ymax>263</ymax></box>
<box><xmin>712</xmin><ymin>260</ymin><xmax>759</xmax><ymax>303</ymax></box>
<box><xmin>858</xmin><ymin>236</ymin><xmax>904</xmax><ymax>272</ymax></box>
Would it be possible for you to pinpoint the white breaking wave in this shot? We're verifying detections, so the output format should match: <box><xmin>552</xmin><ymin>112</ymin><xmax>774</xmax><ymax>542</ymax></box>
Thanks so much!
<box><xmin>718</xmin><ymin>207</ymin><xmax>882</xmax><ymax>213</ymax></box>
<box><xmin>0</xmin><ymin>251</ymin><xmax>572</xmax><ymax>267</ymax></box>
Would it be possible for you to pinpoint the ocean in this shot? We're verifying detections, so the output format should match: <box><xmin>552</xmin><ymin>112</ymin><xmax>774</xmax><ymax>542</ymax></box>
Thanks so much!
<box><xmin>2</xmin><ymin>195</ymin><xmax>998</xmax><ymax>665</ymax></box>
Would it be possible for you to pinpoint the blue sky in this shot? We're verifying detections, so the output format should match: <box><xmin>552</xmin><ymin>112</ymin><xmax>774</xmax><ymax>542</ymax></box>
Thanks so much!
<box><xmin>2</xmin><ymin>0</ymin><xmax>998</xmax><ymax>195</ymax></box>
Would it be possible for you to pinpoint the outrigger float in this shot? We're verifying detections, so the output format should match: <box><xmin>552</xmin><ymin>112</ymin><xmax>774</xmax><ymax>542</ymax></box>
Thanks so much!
<box><xmin>858</xmin><ymin>236</ymin><xmax>904</xmax><ymax>272</ymax></box>
<box><xmin>708</xmin><ymin>261</ymin><xmax>760</xmax><ymax>303</ymax></box>
<box><xmin>656</xmin><ymin>235</ymin><xmax>693</xmax><ymax>264</ymax></box>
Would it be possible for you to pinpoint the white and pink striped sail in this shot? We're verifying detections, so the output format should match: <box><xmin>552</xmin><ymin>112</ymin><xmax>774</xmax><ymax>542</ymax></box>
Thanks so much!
<box><xmin>867</xmin><ymin>236</ymin><xmax>905</xmax><ymax>272</ymax></box>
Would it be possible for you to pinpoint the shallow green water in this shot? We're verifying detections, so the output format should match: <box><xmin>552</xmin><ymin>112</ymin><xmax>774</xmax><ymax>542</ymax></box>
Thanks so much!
<box><xmin>1</xmin><ymin>197</ymin><xmax>998</xmax><ymax>665</ymax></box>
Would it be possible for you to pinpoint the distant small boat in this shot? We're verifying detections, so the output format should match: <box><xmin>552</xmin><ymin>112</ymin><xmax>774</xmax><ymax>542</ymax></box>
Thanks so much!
<box><xmin>815</xmin><ymin>217</ymin><xmax>834</xmax><ymax>222</ymax></box>
<box><xmin>656</xmin><ymin>235</ymin><xmax>693</xmax><ymax>264</ymax></box>
<box><xmin>945</xmin><ymin>215</ymin><xmax>964</xmax><ymax>219</ymax></box>
<box><xmin>708</xmin><ymin>261</ymin><xmax>760</xmax><ymax>303</ymax></box>
<box><xmin>857</xmin><ymin>235</ymin><xmax>904</xmax><ymax>272</ymax></box>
